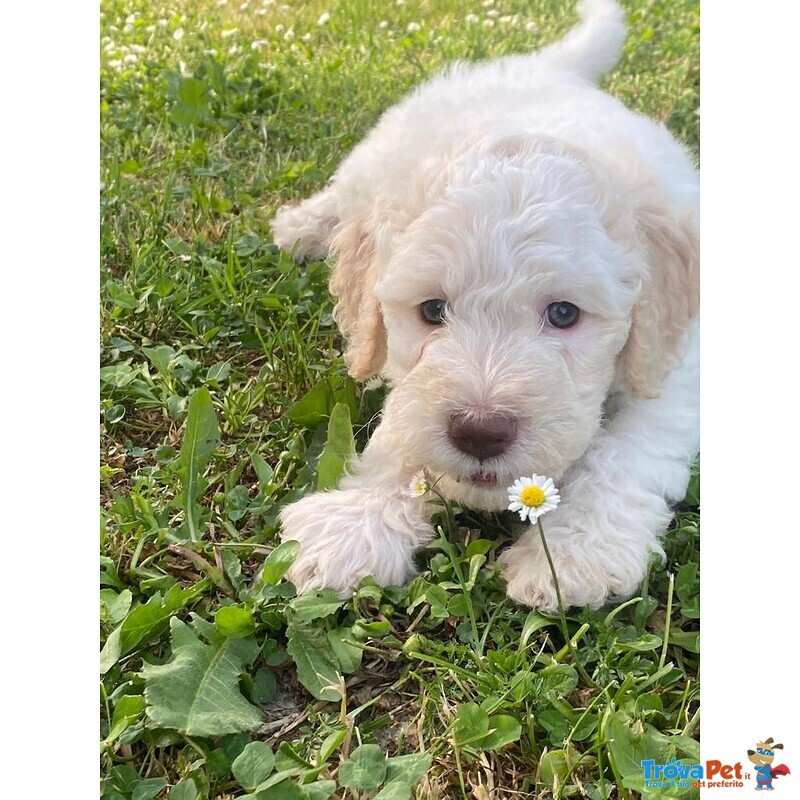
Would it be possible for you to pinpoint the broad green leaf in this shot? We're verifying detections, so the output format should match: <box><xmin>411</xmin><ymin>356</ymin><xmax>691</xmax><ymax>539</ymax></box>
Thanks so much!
<box><xmin>222</xmin><ymin>550</ymin><xmax>245</xmax><ymax>593</ymax></box>
<box><xmin>101</xmin><ymin>588</ymin><xmax>132</xmax><ymax>625</ymax></box>
<box><xmin>318</xmin><ymin>728</ymin><xmax>348</xmax><ymax>763</ymax></box>
<box><xmin>178</xmin><ymin>77</ymin><xmax>208</xmax><ymax>108</ymax></box>
<box><xmin>604</xmin><ymin>709</ymin><xmax>672</xmax><ymax>787</ymax></box>
<box><xmin>571</xmin><ymin>712</ymin><xmax>599</xmax><ymax>742</ymax></box>
<box><xmin>142</xmin><ymin>616</ymin><xmax>262</xmax><ymax>737</ymax></box>
<box><xmin>481</xmin><ymin>715</ymin><xmax>522</xmax><ymax>750</ymax></box>
<box><xmin>539</xmin><ymin>664</ymin><xmax>579</xmax><ymax>697</ymax></box>
<box><xmin>119</xmin><ymin>583</ymin><xmax>202</xmax><ymax>655</ymax></box>
<box><xmin>171</xmin><ymin>78</ymin><xmax>209</xmax><ymax>126</ymax></box>
<box><xmin>669</xmin><ymin>629</ymin><xmax>700</xmax><ymax>652</ymax></box>
<box><xmin>385</xmin><ymin>753</ymin><xmax>432</xmax><ymax>785</ymax></box>
<box><xmin>465</xmin><ymin>553</ymin><xmax>486</xmax><ymax>589</ymax></box>
<box><xmin>205</xmin><ymin>360</ymin><xmax>231</xmax><ymax>383</ymax></box>
<box><xmin>143</xmin><ymin>345</ymin><xmax>175</xmax><ymax>377</ymax></box>
<box><xmin>232</xmin><ymin>741</ymin><xmax>276</xmax><ymax>791</ymax></box>
<box><xmin>316</xmin><ymin>403</ymin><xmax>355</xmax><ymax>491</ymax></box>
<box><xmin>673</xmin><ymin>734</ymin><xmax>701</xmax><ymax>761</ymax></box>
<box><xmin>106</xmin><ymin>403</ymin><xmax>126</xmax><ymax>423</ymax></box>
<box><xmin>338</xmin><ymin>744</ymin><xmax>387</xmax><ymax>790</ymax></box>
<box><xmin>258</xmin><ymin>781</ymin><xmax>304</xmax><ymax>800</ymax></box>
<box><xmin>168</xmin><ymin>780</ymin><xmax>199</xmax><ymax>800</ymax></box>
<box><xmin>106</xmin><ymin>764</ymin><xmax>141</xmax><ymax>793</ymax></box>
<box><xmin>519</xmin><ymin>610</ymin><xmax>557</xmax><ymax>650</ymax></box>
<box><xmin>373</xmin><ymin>783</ymin><xmax>412</xmax><ymax>800</ymax></box>
<box><xmin>301</xmin><ymin>780</ymin><xmax>337</xmax><ymax>800</ymax></box>
<box><xmin>447</xmin><ymin>593</ymin><xmax>470</xmax><ymax>617</ymax></box>
<box><xmin>252</xmin><ymin>669</ymin><xmax>278</xmax><ymax>703</ymax></box>
<box><xmin>275</xmin><ymin>740</ymin><xmax>315</xmax><ymax>771</ymax></box>
<box><xmin>355</xmin><ymin>578</ymin><xmax>383</xmax><ymax>604</ymax></box>
<box><xmin>509</xmin><ymin>670</ymin><xmax>536</xmax><ymax>702</ymax></box>
<box><xmin>675</xmin><ymin>562</ymin><xmax>699</xmax><ymax>604</ymax></box>
<box><xmin>465</xmin><ymin>539</ymin><xmax>492</xmax><ymax>557</ymax></box>
<box><xmin>452</xmin><ymin>703</ymin><xmax>490</xmax><ymax>746</ymax></box>
<box><xmin>164</xmin><ymin>236</ymin><xmax>190</xmax><ymax>256</ymax></box>
<box><xmin>289</xmin><ymin>589</ymin><xmax>344</xmax><ymax>622</ymax></box>
<box><xmin>260</xmin><ymin>541</ymin><xmax>300</xmax><ymax>585</ymax></box>
<box><xmin>327</xmin><ymin>627</ymin><xmax>363</xmax><ymax>674</ymax></box>
<box><xmin>539</xmin><ymin>748</ymin><xmax>580</xmax><ymax>790</ymax></box>
<box><xmin>100</xmin><ymin>626</ymin><xmax>122</xmax><ymax>675</ymax></box>
<box><xmin>177</xmin><ymin>387</ymin><xmax>220</xmax><ymax>540</ymax></box>
<box><xmin>251</xmin><ymin>769</ymin><xmax>306</xmax><ymax>795</ymax></box>
<box><xmin>287</xmin><ymin>380</ymin><xmax>335</xmax><ymax>428</ymax></box>
<box><xmin>287</xmin><ymin>377</ymin><xmax>358</xmax><ymax>429</ymax></box>
<box><xmin>132</xmin><ymin>777</ymin><xmax>167</xmax><ymax>800</ymax></box>
<box><xmin>285</xmin><ymin>619</ymin><xmax>342</xmax><ymax>702</ymax></box>
<box><xmin>104</xmin><ymin>694</ymin><xmax>146</xmax><ymax>742</ymax></box>
<box><xmin>106</xmin><ymin>284</ymin><xmax>139</xmax><ymax>309</ymax></box>
<box><xmin>633</xmin><ymin>594</ymin><xmax>659</xmax><ymax>629</ymax></box>
<box><xmin>251</xmin><ymin>452</ymin><xmax>274</xmax><ymax>492</ymax></box>
<box><xmin>537</xmin><ymin>707</ymin><xmax>573</xmax><ymax>745</ymax></box>
<box><xmin>618</xmin><ymin>633</ymin><xmax>662</xmax><ymax>652</ymax></box>
<box><xmin>353</xmin><ymin>620</ymin><xmax>390</xmax><ymax>638</ymax></box>
<box><xmin>216</xmin><ymin>606</ymin><xmax>256</xmax><ymax>638</ymax></box>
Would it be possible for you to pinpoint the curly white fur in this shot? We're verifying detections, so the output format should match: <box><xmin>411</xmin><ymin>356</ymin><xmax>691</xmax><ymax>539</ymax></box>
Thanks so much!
<box><xmin>271</xmin><ymin>0</ymin><xmax>699</xmax><ymax>611</ymax></box>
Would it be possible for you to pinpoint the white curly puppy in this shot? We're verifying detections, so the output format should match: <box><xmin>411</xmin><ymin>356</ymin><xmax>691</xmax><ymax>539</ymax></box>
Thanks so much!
<box><xmin>271</xmin><ymin>0</ymin><xmax>699</xmax><ymax>611</ymax></box>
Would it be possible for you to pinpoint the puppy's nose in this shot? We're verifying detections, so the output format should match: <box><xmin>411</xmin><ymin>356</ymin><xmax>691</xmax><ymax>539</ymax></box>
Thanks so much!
<box><xmin>448</xmin><ymin>412</ymin><xmax>517</xmax><ymax>460</ymax></box>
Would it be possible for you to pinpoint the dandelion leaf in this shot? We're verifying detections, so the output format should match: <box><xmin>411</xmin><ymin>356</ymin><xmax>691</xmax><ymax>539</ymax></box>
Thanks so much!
<box><xmin>142</xmin><ymin>616</ymin><xmax>261</xmax><ymax>737</ymax></box>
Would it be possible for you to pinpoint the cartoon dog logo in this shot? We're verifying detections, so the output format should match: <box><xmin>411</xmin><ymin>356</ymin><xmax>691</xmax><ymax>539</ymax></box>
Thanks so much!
<box><xmin>747</xmin><ymin>738</ymin><xmax>791</xmax><ymax>790</ymax></box>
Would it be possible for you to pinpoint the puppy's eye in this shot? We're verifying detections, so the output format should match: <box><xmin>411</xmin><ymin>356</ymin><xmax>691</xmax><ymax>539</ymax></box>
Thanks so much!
<box><xmin>420</xmin><ymin>299</ymin><xmax>447</xmax><ymax>325</ymax></box>
<box><xmin>545</xmin><ymin>301</ymin><xmax>580</xmax><ymax>329</ymax></box>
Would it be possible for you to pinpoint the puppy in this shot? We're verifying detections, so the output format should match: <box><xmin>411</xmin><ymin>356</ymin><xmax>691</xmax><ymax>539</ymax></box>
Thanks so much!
<box><xmin>271</xmin><ymin>0</ymin><xmax>699</xmax><ymax>611</ymax></box>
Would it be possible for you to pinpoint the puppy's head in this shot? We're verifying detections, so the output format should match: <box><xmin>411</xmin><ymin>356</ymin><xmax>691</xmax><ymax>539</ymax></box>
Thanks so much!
<box><xmin>329</xmin><ymin>136</ymin><xmax>698</xmax><ymax>509</ymax></box>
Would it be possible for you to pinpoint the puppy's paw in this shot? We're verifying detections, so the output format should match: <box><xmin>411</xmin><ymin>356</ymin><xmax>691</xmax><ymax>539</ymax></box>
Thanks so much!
<box><xmin>279</xmin><ymin>488</ymin><xmax>433</xmax><ymax>597</ymax></box>
<box><xmin>271</xmin><ymin>200</ymin><xmax>335</xmax><ymax>262</ymax></box>
<box><xmin>498</xmin><ymin>519</ymin><xmax>654</xmax><ymax>611</ymax></box>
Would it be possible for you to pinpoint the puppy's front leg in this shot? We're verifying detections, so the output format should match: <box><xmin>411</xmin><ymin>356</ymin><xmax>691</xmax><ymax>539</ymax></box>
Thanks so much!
<box><xmin>501</xmin><ymin>331</ymin><xmax>699</xmax><ymax>611</ymax></box>
<box><xmin>280</xmin><ymin>426</ymin><xmax>434</xmax><ymax>597</ymax></box>
<box><xmin>271</xmin><ymin>186</ymin><xmax>340</xmax><ymax>262</ymax></box>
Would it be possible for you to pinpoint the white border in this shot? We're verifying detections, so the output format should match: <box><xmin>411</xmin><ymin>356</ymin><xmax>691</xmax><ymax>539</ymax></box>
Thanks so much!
<box><xmin>702</xmin><ymin>1</ymin><xmax>800</xmax><ymax>795</ymax></box>
<box><xmin>2</xmin><ymin>0</ymin><xmax>98</xmax><ymax>794</ymax></box>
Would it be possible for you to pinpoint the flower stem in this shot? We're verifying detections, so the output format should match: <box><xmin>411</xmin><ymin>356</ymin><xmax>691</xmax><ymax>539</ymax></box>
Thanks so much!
<box><xmin>536</xmin><ymin>517</ymin><xmax>596</xmax><ymax>688</ymax></box>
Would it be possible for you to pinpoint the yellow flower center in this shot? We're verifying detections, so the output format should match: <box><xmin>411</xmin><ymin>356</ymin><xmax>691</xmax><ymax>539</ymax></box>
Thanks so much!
<box><xmin>520</xmin><ymin>485</ymin><xmax>546</xmax><ymax>507</ymax></box>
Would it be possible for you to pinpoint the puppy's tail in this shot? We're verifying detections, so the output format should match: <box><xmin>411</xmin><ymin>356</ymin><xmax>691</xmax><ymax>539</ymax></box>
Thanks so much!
<box><xmin>537</xmin><ymin>0</ymin><xmax>627</xmax><ymax>82</ymax></box>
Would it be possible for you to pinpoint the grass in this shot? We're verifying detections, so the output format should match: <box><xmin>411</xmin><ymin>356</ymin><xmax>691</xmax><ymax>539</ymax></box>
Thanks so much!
<box><xmin>100</xmin><ymin>0</ymin><xmax>700</xmax><ymax>798</ymax></box>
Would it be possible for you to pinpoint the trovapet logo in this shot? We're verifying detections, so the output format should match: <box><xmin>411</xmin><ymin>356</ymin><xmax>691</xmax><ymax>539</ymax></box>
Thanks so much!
<box><xmin>641</xmin><ymin>757</ymin><xmax>744</xmax><ymax>790</ymax></box>
<box><xmin>746</xmin><ymin>737</ymin><xmax>791</xmax><ymax>791</ymax></box>
<box><xmin>641</xmin><ymin>736</ymin><xmax>791</xmax><ymax>791</ymax></box>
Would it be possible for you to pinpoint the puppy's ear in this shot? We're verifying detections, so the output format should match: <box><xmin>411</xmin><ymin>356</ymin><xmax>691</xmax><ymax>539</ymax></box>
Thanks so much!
<box><xmin>329</xmin><ymin>215</ymin><xmax>387</xmax><ymax>380</ymax></box>
<box><xmin>619</xmin><ymin>189</ymin><xmax>699</xmax><ymax>398</ymax></box>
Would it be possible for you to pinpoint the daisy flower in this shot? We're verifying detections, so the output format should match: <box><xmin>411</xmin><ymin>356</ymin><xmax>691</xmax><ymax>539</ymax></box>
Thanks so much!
<box><xmin>408</xmin><ymin>471</ymin><xmax>431</xmax><ymax>498</ymax></box>
<box><xmin>507</xmin><ymin>475</ymin><xmax>560</xmax><ymax>523</ymax></box>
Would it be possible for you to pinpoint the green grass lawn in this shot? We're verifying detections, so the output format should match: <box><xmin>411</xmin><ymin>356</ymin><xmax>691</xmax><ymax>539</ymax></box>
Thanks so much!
<box><xmin>100</xmin><ymin>1</ymin><xmax>700</xmax><ymax>797</ymax></box>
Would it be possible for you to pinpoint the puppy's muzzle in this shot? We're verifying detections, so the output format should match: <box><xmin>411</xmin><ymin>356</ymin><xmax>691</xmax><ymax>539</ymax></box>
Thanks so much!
<box><xmin>448</xmin><ymin>412</ymin><xmax>517</xmax><ymax>461</ymax></box>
